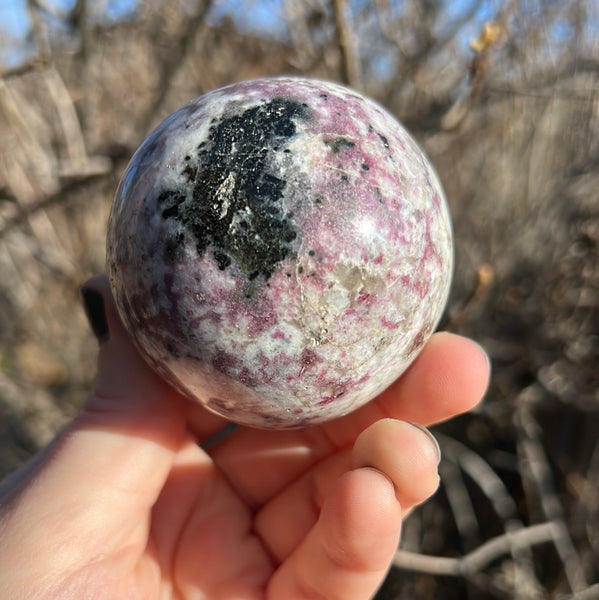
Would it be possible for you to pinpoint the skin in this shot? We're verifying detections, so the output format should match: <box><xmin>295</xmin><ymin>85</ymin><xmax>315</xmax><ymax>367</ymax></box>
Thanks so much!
<box><xmin>0</xmin><ymin>274</ymin><xmax>490</xmax><ymax>600</ymax></box>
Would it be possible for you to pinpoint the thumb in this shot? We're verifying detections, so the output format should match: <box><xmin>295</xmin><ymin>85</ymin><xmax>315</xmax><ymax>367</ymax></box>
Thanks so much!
<box><xmin>1</xmin><ymin>275</ymin><xmax>188</xmax><ymax>571</ymax></box>
<box><xmin>75</xmin><ymin>274</ymin><xmax>189</xmax><ymax>509</ymax></box>
<box><xmin>82</xmin><ymin>273</ymin><xmax>188</xmax><ymax>443</ymax></box>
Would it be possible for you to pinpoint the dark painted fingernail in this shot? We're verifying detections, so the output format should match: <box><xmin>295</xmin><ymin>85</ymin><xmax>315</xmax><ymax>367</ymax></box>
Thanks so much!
<box><xmin>80</xmin><ymin>286</ymin><xmax>110</xmax><ymax>344</ymax></box>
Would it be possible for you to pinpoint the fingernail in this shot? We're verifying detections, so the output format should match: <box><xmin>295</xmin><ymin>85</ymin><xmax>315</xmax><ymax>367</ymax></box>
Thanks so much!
<box><xmin>80</xmin><ymin>286</ymin><xmax>110</xmax><ymax>344</ymax></box>
<box><xmin>408</xmin><ymin>422</ymin><xmax>442</xmax><ymax>465</ymax></box>
<box><xmin>475</xmin><ymin>341</ymin><xmax>492</xmax><ymax>372</ymax></box>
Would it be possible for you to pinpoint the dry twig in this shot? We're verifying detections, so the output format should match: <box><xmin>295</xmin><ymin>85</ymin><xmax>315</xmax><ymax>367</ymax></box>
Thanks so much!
<box><xmin>439</xmin><ymin>434</ymin><xmax>541</xmax><ymax>596</ymax></box>
<box><xmin>332</xmin><ymin>0</ymin><xmax>362</xmax><ymax>90</ymax></box>
<box><xmin>393</xmin><ymin>522</ymin><xmax>558</xmax><ymax>576</ymax></box>
<box><xmin>515</xmin><ymin>394</ymin><xmax>588</xmax><ymax>593</ymax></box>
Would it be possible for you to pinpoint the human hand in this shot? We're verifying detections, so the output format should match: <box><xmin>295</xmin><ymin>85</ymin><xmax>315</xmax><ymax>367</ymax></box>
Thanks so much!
<box><xmin>0</xmin><ymin>274</ymin><xmax>490</xmax><ymax>600</ymax></box>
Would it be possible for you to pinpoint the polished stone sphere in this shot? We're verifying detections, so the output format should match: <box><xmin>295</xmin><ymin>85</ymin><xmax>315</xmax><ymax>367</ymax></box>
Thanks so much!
<box><xmin>107</xmin><ymin>77</ymin><xmax>453</xmax><ymax>428</ymax></box>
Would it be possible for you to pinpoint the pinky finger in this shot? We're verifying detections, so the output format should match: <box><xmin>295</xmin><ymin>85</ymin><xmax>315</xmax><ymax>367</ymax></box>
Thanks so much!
<box><xmin>267</xmin><ymin>467</ymin><xmax>402</xmax><ymax>600</ymax></box>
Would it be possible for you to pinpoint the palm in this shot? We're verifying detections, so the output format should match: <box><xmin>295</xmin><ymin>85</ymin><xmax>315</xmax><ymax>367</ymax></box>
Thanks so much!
<box><xmin>107</xmin><ymin>331</ymin><xmax>485</xmax><ymax>599</ymax></box>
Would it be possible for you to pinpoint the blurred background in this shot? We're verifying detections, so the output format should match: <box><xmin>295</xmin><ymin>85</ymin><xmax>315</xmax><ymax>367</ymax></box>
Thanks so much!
<box><xmin>0</xmin><ymin>0</ymin><xmax>598</xmax><ymax>598</ymax></box>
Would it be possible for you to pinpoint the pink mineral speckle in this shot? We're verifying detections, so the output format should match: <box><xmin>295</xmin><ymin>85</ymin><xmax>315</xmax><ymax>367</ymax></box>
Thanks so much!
<box><xmin>106</xmin><ymin>76</ymin><xmax>453</xmax><ymax>429</ymax></box>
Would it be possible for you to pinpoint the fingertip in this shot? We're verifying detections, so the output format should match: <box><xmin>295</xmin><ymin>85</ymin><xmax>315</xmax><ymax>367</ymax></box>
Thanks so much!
<box><xmin>267</xmin><ymin>466</ymin><xmax>402</xmax><ymax>599</ymax></box>
<box><xmin>327</xmin><ymin>467</ymin><xmax>400</xmax><ymax>569</ymax></box>
<box><xmin>352</xmin><ymin>419</ymin><xmax>441</xmax><ymax>508</ymax></box>
<box><xmin>323</xmin><ymin>467</ymin><xmax>402</xmax><ymax>568</ymax></box>
<box><xmin>377</xmin><ymin>332</ymin><xmax>491</xmax><ymax>425</ymax></box>
<box><xmin>422</xmin><ymin>332</ymin><xmax>491</xmax><ymax>414</ymax></box>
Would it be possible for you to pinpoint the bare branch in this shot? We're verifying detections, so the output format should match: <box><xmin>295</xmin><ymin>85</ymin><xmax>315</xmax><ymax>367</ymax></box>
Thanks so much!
<box><xmin>516</xmin><ymin>398</ymin><xmax>589</xmax><ymax>593</ymax></box>
<box><xmin>565</xmin><ymin>583</ymin><xmax>599</xmax><ymax>600</ymax></box>
<box><xmin>26</xmin><ymin>0</ymin><xmax>51</xmax><ymax>63</ymax></box>
<box><xmin>43</xmin><ymin>68</ymin><xmax>87</xmax><ymax>164</ymax></box>
<box><xmin>140</xmin><ymin>0</ymin><xmax>214</xmax><ymax>134</ymax></box>
<box><xmin>0</xmin><ymin>168</ymin><xmax>114</xmax><ymax>240</ymax></box>
<box><xmin>31</xmin><ymin>0</ymin><xmax>69</xmax><ymax>21</ymax></box>
<box><xmin>438</xmin><ymin>459</ymin><xmax>480</xmax><ymax>541</ymax></box>
<box><xmin>0</xmin><ymin>79</ymin><xmax>58</xmax><ymax>203</ymax></box>
<box><xmin>332</xmin><ymin>0</ymin><xmax>362</xmax><ymax>90</ymax></box>
<box><xmin>0</xmin><ymin>59</ymin><xmax>48</xmax><ymax>80</ymax></box>
<box><xmin>394</xmin><ymin>522</ymin><xmax>558</xmax><ymax>576</ymax></box>
<box><xmin>283</xmin><ymin>0</ymin><xmax>318</xmax><ymax>68</ymax></box>
<box><xmin>440</xmin><ymin>434</ymin><xmax>542</xmax><ymax>595</ymax></box>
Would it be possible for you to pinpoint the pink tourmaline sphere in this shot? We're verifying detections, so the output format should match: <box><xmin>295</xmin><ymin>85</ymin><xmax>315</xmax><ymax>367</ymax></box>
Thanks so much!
<box><xmin>107</xmin><ymin>77</ymin><xmax>453</xmax><ymax>428</ymax></box>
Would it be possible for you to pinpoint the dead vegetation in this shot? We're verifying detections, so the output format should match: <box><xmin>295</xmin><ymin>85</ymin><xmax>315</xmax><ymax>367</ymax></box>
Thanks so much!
<box><xmin>1</xmin><ymin>1</ymin><xmax>598</xmax><ymax>598</ymax></box>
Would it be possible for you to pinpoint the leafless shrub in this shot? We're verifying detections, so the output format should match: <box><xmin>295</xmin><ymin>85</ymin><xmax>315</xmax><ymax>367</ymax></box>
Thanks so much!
<box><xmin>1</xmin><ymin>1</ymin><xmax>598</xmax><ymax>597</ymax></box>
